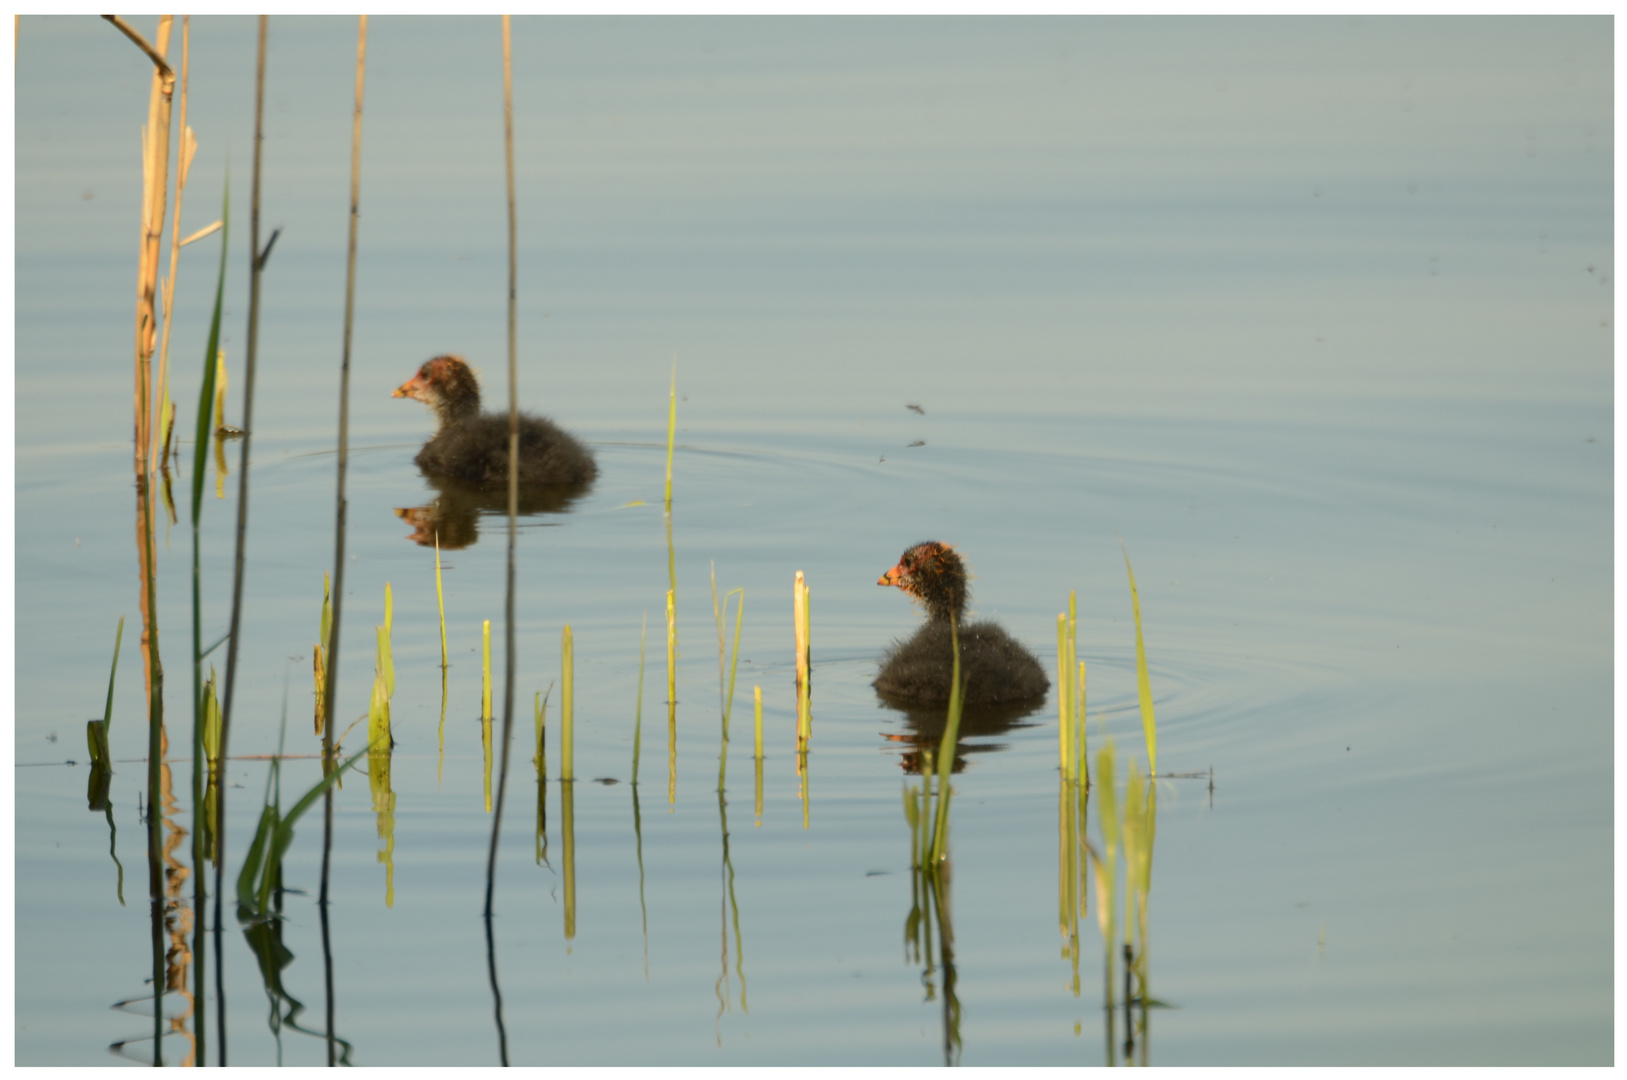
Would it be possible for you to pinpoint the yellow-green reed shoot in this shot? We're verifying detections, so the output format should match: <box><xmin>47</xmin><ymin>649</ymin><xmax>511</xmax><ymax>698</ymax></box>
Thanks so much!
<box><xmin>367</xmin><ymin>583</ymin><xmax>394</xmax><ymax>749</ymax></box>
<box><xmin>482</xmin><ymin>619</ymin><xmax>493</xmax><ymax>722</ymax></box>
<box><xmin>1058</xmin><ymin>771</ymin><xmax>1074</xmax><ymax>939</ymax></box>
<box><xmin>1056</xmin><ymin>612</ymin><xmax>1071</xmax><ymax>779</ymax></box>
<box><xmin>793</xmin><ymin>571</ymin><xmax>810</xmax><ymax>743</ymax></box>
<box><xmin>753</xmin><ymin>687</ymin><xmax>764</xmax><ymax>826</ymax></box>
<box><xmin>1070</xmin><ymin>591</ymin><xmax>1086</xmax><ymax>785</ymax></box>
<box><xmin>1077</xmin><ymin>658</ymin><xmax>1088</xmax><ymax>786</ymax></box>
<box><xmin>369</xmin><ymin>587</ymin><xmax>398</xmax><ymax>908</ymax></box>
<box><xmin>926</xmin><ymin>613</ymin><xmax>967</xmax><ymax>867</ymax></box>
<box><xmin>633</xmin><ymin>611</ymin><xmax>647</xmax><ymax>786</ymax></box>
<box><xmin>753</xmin><ymin>685</ymin><xmax>763</xmax><ymax>761</ymax></box>
<box><xmin>665</xmin><ymin>587</ymin><xmax>677</xmax><ymax>710</ymax></box>
<box><xmin>434</xmin><ymin>535</ymin><xmax>448</xmax><ymax>670</ymax></box>
<box><xmin>1121</xmin><ymin>542</ymin><xmax>1157</xmax><ymax>776</ymax></box>
<box><xmin>212</xmin><ymin>347</ymin><xmax>229</xmax><ymax>433</ymax></box>
<box><xmin>711</xmin><ymin>569</ymin><xmax>745</xmax><ymax>792</ymax></box>
<box><xmin>663</xmin><ymin>359</ymin><xmax>677</xmax><ymax>512</ymax></box>
<box><xmin>562</xmin><ymin>774</ymin><xmax>577</xmax><ymax>942</ymax></box>
<box><xmin>1056</xmin><ymin>591</ymin><xmax>1086</xmax><ymax>783</ymax></box>
<box><xmin>482</xmin><ymin>619</ymin><xmax>493</xmax><ymax>811</ymax></box>
<box><xmin>201</xmin><ymin>666</ymin><xmax>222</xmax><ymax>862</ymax></box>
<box><xmin>201</xmin><ymin>665</ymin><xmax>222</xmax><ymax>773</ymax></box>
<box><xmin>313</xmin><ymin>573</ymin><xmax>331</xmax><ymax>736</ymax></box>
<box><xmin>562</xmin><ymin>624</ymin><xmax>575</xmax><ymax>782</ymax></box>
<box><xmin>213</xmin><ymin>350</ymin><xmax>230</xmax><ymax>499</ymax></box>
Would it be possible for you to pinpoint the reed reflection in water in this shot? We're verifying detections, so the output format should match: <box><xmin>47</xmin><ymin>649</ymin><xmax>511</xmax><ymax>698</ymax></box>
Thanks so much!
<box><xmin>903</xmin><ymin>764</ymin><xmax>961</xmax><ymax>1067</ymax></box>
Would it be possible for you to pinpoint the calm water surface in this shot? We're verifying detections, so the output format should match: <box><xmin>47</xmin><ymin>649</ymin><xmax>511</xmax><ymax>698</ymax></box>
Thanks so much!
<box><xmin>14</xmin><ymin>16</ymin><xmax>1612</xmax><ymax>1066</ymax></box>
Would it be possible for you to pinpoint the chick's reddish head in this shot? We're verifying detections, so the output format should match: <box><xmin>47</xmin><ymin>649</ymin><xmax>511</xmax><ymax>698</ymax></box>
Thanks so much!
<box><xmin>392</xmin><ymin>354</ymin><xmax>481</xmax><ymax>425</ymax></box>
<box><xmin>878</xmin><ymin>540</ymin><xmax>968</xmax><ymax>623</ymax></box>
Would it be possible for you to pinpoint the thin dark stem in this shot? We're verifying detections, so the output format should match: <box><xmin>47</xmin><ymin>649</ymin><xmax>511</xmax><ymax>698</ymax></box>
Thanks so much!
<box><xmin>319</xmin><ymin>32</ymin><xmax>366</xmax><ymax>1068</ymax></box>
<box><xmin>320</xmin><ymin>880</ymin><xmax>336</xmax><ymax>1067</ymax></box>
<box><xmin>485</xmin><ymin>11</ymin><xmax>520</xmax><ymax>920</ymax></box>
<box><xmin>484</xmin><ymin>912</ymin><xmax>510</xmax><ymax>1066</ymax></box>
<box><xmin>323</xmin><ymin>14</ymin><xmax>365</xmax><ymax>761</ymax></box>
<box><xmin>215</xmin><ymin>17</ymin><xmax>268</xmax><ymax>1064</ymax></box>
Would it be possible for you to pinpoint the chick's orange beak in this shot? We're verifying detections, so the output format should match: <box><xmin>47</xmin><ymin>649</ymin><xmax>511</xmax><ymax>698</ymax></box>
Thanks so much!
<box><xmin>878</xmin><ymin>563</ymin><xmax>905</xmax><ymax>588</ymax></box>
<box><xmin>392</xmin><ymin>373</ymin><xmax>426</xmax><ymax>400</ymax></box>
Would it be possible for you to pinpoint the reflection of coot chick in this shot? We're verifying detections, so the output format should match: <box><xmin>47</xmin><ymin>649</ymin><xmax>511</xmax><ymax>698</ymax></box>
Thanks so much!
<box><xmin>874</xmin><ymin>541</ymin><xmax>1049</xmax><ymax>706</ymax></box>
<box><xmin>396</xmin><ymin>474</ymin><xmax>592</xmax><ymax>549</ymax></box>
<box><xmin>883</xmin><ymin>697</ymin><xmax>1046</xmax><ymax>774</ymax></box>
<box><xmin>393</xmin><ymin>355</ymin><xmax>597</xmax><ymax>488</ymax></box>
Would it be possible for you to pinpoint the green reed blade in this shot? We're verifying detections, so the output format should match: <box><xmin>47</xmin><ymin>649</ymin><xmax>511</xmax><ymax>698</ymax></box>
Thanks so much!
<box><xmin>928</xmin><ymin>612</ymin><xmax>967</xmax><ymax>866</ymax></box>
<box><xmin>190</xmin><ymin>178</ymin><xmax>229</xmax><ymax>523</ymax></box>
<box><xmin>535</xmin><ymin>685</ymin><xmax>552</xmax><ymax>779</ymax></box>
<box><xmin>241</xmin><ymin>740</ymin><xmax>374</xmax><ymax>919</ymax></box>
<box><xmin>103</xmin><ymin>616</ymin><xmax>125</xmax><ymax>732</ymax></box>
<box><xmin>235</xmin><ymin>803</ymin><xmax>279</xmax><ymax>913</ymax></box>
<box><xmin>1121</xmin><ymin>542</ymin><xmax>1157</xmax><ymax>776</ymax></box>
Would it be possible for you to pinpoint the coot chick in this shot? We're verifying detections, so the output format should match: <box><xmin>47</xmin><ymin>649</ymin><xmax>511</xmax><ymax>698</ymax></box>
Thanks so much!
<box><xmin>392</xmin><ymin>354</ymin><xmax>597</xmax><ymax>489</ymax></box>
<box><xmin>874</xmin><ymin>541</ymin><xmax>1049</xmax><ymax>706</ymax></box>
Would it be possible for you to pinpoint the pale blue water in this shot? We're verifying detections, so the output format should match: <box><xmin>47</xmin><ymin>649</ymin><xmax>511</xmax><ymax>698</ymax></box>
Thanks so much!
<box><xmin>14</xmin><ymin>15</ymin><xmax>1612</xmax><ymax>1065</ymax></box>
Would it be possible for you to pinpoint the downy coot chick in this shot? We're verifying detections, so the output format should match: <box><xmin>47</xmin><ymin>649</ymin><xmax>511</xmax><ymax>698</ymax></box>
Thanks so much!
<box><xmin>874</xmin><ymin>541</ymin><xmax>1049</xmax><ymax>706</ymax></box>
<box><xmin>392</xmin><ymin>354</ymin><xmax>597</xmax><ymax>489</ymax></box>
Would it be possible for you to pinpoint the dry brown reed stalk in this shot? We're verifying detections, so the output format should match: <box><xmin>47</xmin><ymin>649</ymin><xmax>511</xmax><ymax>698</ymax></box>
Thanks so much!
<box><xmin>107</xmin><ymin>5</ymin><xmax>174</xmax><ymax>890</ymax></box>
<box><xmin>102</xmin><ymin>16</ymin><xmax>175</xmax><ymax>1062</ymax></box>
<box><xmin>153</xmin><ymin>15</ymin><xmax>197</xmax><ymax>464</ymax></box>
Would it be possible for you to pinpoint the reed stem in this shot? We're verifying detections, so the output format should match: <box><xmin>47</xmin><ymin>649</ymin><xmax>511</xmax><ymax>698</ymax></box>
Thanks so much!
<box><xmin>561</xmin><ymin>625</ymin><xmax>575</xmax><ymax>782</ymax></box>
<box><xmin>633</xmin><ymin>611</ymin><xmax>646</xmax><ymax>786</ymax></box>
<box><xmin>486</xmin><ymin>8</ymin><xmax>522</xmax><ymax>924</ymax></box>
<box><xmin>217</xmin><ymin>32</ymin><xmax>270</xmax><ymax>1052</ymax></box>
<box><xmin>927</xmin><ymin>612</ymin><xmax>965</xmax><ymax>866</ymax></box>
